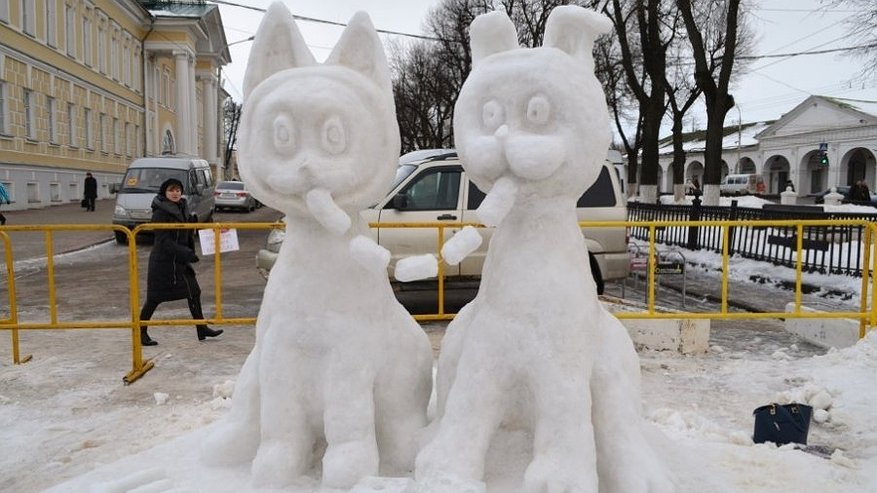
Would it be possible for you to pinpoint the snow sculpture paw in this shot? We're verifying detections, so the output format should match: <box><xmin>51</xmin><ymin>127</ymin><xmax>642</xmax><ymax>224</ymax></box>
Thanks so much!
<box><xmin>202</xmin><ymin>3</ymin><xmax>432</xmax><ymax>490</ymax></box>
<box><xmin>350</xmin><ymin>235</ymin><xmax>391</xmax><ymax>273</ymax></box>
<box><xmin>394</xmin><ymin>254</ymin><xmax>438</xmax><ymax>282</ymax></box>
<box><xmin>441</xmin><ymin>226</ymin><xmax>483</xmax><ymax>266</ymax></box>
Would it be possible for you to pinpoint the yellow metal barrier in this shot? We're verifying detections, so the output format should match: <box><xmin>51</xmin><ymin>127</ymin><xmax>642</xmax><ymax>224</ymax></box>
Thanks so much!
<box><xmin>0</xmin><ymin>218</ymin><xmax>874</xmax><ymax>384</ymax></box>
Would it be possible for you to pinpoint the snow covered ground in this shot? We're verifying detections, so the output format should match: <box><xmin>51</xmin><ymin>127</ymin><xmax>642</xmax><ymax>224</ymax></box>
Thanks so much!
<box><xmin>0</xmin><ymin>310</ymin><xmax>874</xmax><ymax>492</ymax></box>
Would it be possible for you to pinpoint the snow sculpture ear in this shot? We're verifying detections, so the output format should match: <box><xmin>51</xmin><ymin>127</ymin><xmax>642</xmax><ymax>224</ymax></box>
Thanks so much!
<box><xmin>543</xmin><ymin>5</ymin><xmax>612</xmax><ymax>73</ymax></box>
<box><xmin>243</xmin><ymin>1</ymin><xmax>316</xmax><ymax>101</ymax></box>
<box><xmin>325</xmin><ymin>12</ymin><xmax>393</xmax><ymax>99</ymax></box>
<box><xmin>469</xmin><ymin>11</ymin><xmax>519</xmax><ymax>66</ymax></box>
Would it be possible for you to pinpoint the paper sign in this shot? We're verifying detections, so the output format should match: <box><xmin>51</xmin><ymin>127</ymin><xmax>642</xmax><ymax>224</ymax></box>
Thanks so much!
<box><xmin>198</xmin><ymin>228</ymin><xmax>240</xmax><ymax>255</ymax></box>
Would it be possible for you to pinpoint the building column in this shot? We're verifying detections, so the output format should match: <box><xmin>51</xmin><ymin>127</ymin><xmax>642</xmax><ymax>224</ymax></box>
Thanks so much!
<box><xmin>188</xmin><ymin>56</ymin><xmax>198</xmax><ymax>156</ymax></box>
<box><xmin>202</xmin><ymin>72</ymin><xmax>218</xmax><ymax>166</ymax></box>
<box><xmin>174</xmin><ymin>50</ymin><xmax>190</xmax><ymax>154</ymax></box>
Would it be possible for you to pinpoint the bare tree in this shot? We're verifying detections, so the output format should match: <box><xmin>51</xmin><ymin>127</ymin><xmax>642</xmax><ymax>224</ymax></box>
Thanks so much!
<box><xmin>594</xmin><ymin>28</ymin><xmax>643</xmax><ymax>197</ymax></box>
<box><xmin>822</xmin><ymin>0</ymin><xmax>877</xmax><ymax>78</ymax></box>
<box><xmin>606</xmin><ymin>0</ymin><xmax>677</xmax><ymax>202</ymax></box>
<box><xmin>676</xmin><ymin>0</ymin><xmax>742</xmax><ymax>205</ymax></box>
<box><xmin>222</xmin><ymin>98</ymin><xmax>241</xmax><ymax>180</ymax></box>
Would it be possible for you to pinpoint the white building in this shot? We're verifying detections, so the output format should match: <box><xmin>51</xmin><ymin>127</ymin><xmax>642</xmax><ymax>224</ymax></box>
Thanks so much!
<box><xmin>656</xmin><ymin>95</ymin><xmax>877</xmax><ymax>195</ymax></box>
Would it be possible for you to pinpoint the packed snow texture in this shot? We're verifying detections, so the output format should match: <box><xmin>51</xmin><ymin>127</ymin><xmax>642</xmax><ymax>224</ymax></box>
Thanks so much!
<box><xmin>200</xmin><ymin>3</ymin><xmax>433</xmax><ymax>489</ymax></box>
<box><xmin>416</xmin><ymin>7</ymin><xmax>672</xmax><ymax>492</ymax></box>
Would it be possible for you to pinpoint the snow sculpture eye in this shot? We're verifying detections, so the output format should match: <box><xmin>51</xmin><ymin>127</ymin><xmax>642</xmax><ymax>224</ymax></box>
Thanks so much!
<box><xmin>482</xmin><ymin>100</ymin><xmax>504</xmax><ymax>131</ymax></box>
<box><xmin>273</xmin><ymin>115</ymin><xmax>295</xmax><ymax>152</ymax></box>
<box><xmin>526</xmin><ymin>95</ymin><xmax>551</xmax><ymax>125</ymax></box>
<box><xmin>321</xmin><ymin>116</ymin><xmax>347</xmax><ymax>155</ymax></box>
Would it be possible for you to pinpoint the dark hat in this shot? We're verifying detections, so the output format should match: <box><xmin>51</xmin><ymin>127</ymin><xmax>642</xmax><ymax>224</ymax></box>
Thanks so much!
<box><xmin>159</xmin><ymin>178</ymin><xmax>185</xmax><ymax>195</ymax></box>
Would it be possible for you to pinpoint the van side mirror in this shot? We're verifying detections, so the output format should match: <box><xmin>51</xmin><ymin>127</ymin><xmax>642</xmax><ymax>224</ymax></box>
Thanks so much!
<box><xmin>195</xmin><ymin>183</ymin><xmax>205</xmax><ymax>195</ymax></box>
<box><xmin>109</xmin><ymin>182</ymin><xmax>121</xmax><ymax>194</ymax></box>
<box><xmin>393</xmin><ymin>193</ymin><xmax>408</xmax><ymax>210</ymax></box>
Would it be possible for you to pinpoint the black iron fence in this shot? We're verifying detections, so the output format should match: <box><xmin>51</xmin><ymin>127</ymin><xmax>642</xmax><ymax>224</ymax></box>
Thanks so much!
<box><xmin>627</xmin><ymin>200</ymin><xmax>877</xmax><ymax>276</ymax></box>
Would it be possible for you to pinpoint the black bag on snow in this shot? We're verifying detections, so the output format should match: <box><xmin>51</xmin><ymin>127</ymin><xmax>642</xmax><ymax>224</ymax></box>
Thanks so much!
<box><xmin>753</xmin><ymin>402</ymin><xmax>812</xmax><ymax>445</ymax></box>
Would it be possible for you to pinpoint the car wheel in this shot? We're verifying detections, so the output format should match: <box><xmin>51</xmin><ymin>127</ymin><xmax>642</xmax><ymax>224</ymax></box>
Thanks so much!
<box><xmin>114</xmin><ymin>230</ymin><xmax>128</xmax><ymax>245</ymax></box>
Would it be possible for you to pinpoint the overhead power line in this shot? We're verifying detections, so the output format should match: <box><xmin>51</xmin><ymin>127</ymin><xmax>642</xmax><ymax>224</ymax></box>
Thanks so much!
<box><xmin>739</xmin><ymin>42</ymin><xmax>877</xmax><ymax>60</ymax></box>
<box><xmin>208</xmin><ymin>0</ymin><xmax>440</xmax><ymax>41</ymax></box>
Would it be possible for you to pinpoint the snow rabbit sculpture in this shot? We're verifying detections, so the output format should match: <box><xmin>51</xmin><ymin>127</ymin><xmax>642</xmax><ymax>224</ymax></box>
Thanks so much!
<box><xmin>416</xmin><ymin>7</ymin><xmax>675</xmax><ymax>493</ymax></box>
<box><xmin>201</xmin><ymin>3</ymin><xmax>432</xmax><ymax>489</ymax></box>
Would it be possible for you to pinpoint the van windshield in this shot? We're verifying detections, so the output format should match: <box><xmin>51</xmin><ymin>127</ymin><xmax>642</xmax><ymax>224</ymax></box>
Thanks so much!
<box><xmin>120</xmin><ymin>168</ymin><xmax>188</xmax><ymax>193</ymax></box>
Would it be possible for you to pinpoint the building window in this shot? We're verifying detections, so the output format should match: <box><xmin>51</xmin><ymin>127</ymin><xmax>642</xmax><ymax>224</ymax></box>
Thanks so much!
<box><xmin>67</xmin><ymin>102</ymin><xmax>76</xmax><ymax>146</ymax></box>
<box><xmin>23</xmin><ymin>0</ymin><xmax>35</xmax><ymax>35</ymax></box>
<box><xmin>65</xmin><ymin>6</ymin><xmax>75</xmax><ymax>57</ymax></box>
<box><xmin>46</xmin><ymin>0</ymin><xmax>57</xmax><ymax>47</ymax></box>
<box><xmin>125</xmin><ymin>122</ymin><xmax>132</xmax><ymax>156</ymax></box>
<box><xmin>161</xmin><ymin>70</ymin><xmax>169</xmax><ymax>106</ymax></box>
<box><xmin>113</xmin><ymin>117</ymin><xmax>119</xmax><ymax>154</ymax></box>
<box><xmin>27</xmin><ymin>182</ymin><xmax>39</xmax><ymax>203</ymax></box>
<box><xmin>135</xmin><ymin>124</ymin><xmax>141</xmax><ymax>155</ymax></box>
<box><xmin>48</xmin><ymin>97</ymin><xmax>57</xmax><ymax>143</ymax></box>
<box><xmin>0</xmin><ymin>0</ymin><xmax>8</xmax><ymax>24</ymax></box>
<box><xmin>50</xmin><ymin>183</ymin><xmax>61</xmax><ymax>202</ymax></box>
<box><xmin>122</xmin><ymin>39</ymin><xmax>130</xmax><ymax>86</ymax></box>
<box><xmin>110</xmin><ymin>31</ymin><xmax>118</xmax><ymax>80</ymax></box>
<box><xmin>24</xmin><ymin>89</ymin><xmax>35</xmax><ymax>139</ymax></box>
<box><xmin>84</xmin><ymin>108</ymin><xmax>92</xmax><ymax>148</ymax></box>
<box><xmin>0</xmin><ymin>81</ymin><xmax>6</xmax><ymax>134</ymax></box>
<box><xmin>83</xmin><ymin>17</ymin><xmax>92</xmax><ymax>66</ymax></box>
<box><xmin>99</xmin><ymin>113</ymin><xmax>106</xmax><ymax>152</ymax></box>
<box><xmin>97</xmin><ymin>27</ymin><xmax>105</xmax><ymax>73</ymax></box>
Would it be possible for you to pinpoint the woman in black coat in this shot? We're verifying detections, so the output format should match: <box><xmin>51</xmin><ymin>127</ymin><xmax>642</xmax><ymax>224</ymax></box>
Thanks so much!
<box><xmin>139</xmin><ymin>178</ymin><xmax>222</xmax><ymax>346</ymax></box>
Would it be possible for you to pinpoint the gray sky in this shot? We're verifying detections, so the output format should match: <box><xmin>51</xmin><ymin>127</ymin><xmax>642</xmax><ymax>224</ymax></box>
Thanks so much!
<box><xmin>215</xmin><ymin>0</ymin><xmax>877</xmax><ymax>133</ymax></box>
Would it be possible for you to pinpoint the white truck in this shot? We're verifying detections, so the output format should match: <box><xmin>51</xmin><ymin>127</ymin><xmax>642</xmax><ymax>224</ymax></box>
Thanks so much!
<box><xmin>257</xmin><ymin>151</ymin><xmax>630</xmax><ymax>292</ymax></box>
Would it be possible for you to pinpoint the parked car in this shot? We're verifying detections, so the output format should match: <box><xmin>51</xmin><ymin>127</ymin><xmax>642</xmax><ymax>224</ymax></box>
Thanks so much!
<box><xmin>720</xmin><ymin>174</ymin><xmax>766</xmax><ymax>195</ymax></box>
<box><xmin>214</xmin><ymin>181</ymin><xmax>258</xmax><ymax>212</ymax></box>
<box><xmin>111</xmin><ymin>157</ymin><xmax>215</xmax><ymax>244</ymax></box>
<box><xmin>813</xmin><ymin>186</ymin><xmax>877</xmax><ymax>205</ymax></box>
<box><xmin>257</xmin><ymin>151</ymin><xmax>630</xmax><ymax>294</ymax></box>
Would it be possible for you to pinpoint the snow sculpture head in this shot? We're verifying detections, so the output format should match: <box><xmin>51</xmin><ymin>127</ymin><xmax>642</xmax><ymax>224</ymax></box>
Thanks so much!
<box><xmin>237</xmin><ymin>2</ymin><xmax>399</xmax><ymax>218</ymax></box>
<box><xmin>454</xmin><ymin>7</ymin><xmax>612</xmax><ymax>209</ymax></box>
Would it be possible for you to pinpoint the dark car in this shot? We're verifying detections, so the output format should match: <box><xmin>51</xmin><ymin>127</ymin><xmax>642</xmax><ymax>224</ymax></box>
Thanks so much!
<box><xmin>813</xmin><ymin>186</ymin><xmax>877</xmax><ymax>205</ymax></box>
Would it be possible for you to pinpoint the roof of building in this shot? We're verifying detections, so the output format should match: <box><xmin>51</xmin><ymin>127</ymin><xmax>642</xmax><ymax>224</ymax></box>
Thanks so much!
<box><xmin>657</xmin><ymin>120</ymin><xmax>774</xmax><ymax>156</ymax></box>
<box><xmin>825</xmin><ymin>97</ymin><xmax>877</xmax><ymax>118</ymax></box>
<box><xmin>139</xmin><ymin>1</ymin><xmax>214</xmax><ymax>18</ymax></box>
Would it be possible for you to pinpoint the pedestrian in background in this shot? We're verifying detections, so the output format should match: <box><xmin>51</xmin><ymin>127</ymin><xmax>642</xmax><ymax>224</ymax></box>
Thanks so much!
<box><xmin>0</xmin><ymin>182</ymin><xmax>9</xmax><ymax>225</ymax></box>
<box><xmin>139</xmin><ymin>178</ymin><xmax>223</xmax><ymax>346</ymax></box>
<box><xmin>83</xmin><ymin>172</ymin><xmax>97</xmax><ymax>212</ymax></box>
<box><xmin>785</xmin><ymin>180</ymin><xmax>795</xmax><ymax>192</ymax></box>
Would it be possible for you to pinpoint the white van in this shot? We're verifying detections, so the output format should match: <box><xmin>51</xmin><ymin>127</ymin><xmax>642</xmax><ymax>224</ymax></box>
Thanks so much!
<box><xmin>111</xmin><ymin>157</ymin><xmax>215</xmax><ymax>243</ymax></box>
<box><xmin>720</xmin><ymin>174</ymin><xmax>766</xmax><ymax>196</ymax></box>
<box><xmin>258</xmin><ymin>151</ymin><xmax>629</xmax><ymax>292</ymax></box>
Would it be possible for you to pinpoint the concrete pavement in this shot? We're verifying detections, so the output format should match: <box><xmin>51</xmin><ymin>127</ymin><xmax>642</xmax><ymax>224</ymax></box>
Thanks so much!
<box><xmin>0</xmin><ymin>199</ymin><xmax>117</xmax><ymax>262</ymax></box>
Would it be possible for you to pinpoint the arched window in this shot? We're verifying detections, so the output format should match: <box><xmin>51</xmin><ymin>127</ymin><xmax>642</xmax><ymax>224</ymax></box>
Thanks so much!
<box><xmin>162</xmin><ymin>129</ymin><xmax>175</xmax><ymax>155</ymax></box>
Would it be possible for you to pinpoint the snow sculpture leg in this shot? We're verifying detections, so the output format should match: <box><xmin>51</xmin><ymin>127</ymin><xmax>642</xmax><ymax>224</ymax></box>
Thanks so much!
<box><xmin>591</xmin><ymin>314</ymin><xmax>675</xmax><ymax>493</ymax></box>
<box><xmin>418</xmin><ymin>6</ymin><xmax>674</xmax><ymax>492</ymax></box>
<box><xmin>201</xmin><ymin>3</ymin><xmax>432</xmax><ymax>489</ymax></box>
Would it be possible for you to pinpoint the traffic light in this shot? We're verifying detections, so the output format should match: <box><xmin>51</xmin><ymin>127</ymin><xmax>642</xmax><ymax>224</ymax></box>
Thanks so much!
<box><xmin>819</xmin><ymin>152</ymin><xmax>829</xmax><ymax>166</ymax></box>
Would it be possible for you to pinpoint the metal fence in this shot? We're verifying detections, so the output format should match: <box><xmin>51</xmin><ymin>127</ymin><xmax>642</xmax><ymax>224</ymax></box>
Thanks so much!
<box><xmin>1</xmin><ymin>219</ymin><xmax>875</xmax><ymax>384</ymax></box>
<box><xmin>628</xmin><ymin>200</ymin><xmax>877</xmax><ymax>276</ymax></box>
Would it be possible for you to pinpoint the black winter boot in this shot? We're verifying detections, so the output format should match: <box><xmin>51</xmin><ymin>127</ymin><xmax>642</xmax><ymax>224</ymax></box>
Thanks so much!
<box><xmin>197</xmin><ymin>325</ymin><xmax>223</xmax><ymax>341</ymax></box>
<box><xmin>141</xmin><ymin>328</ymin><xmax>158</xmax><ymax>346</ymax></box>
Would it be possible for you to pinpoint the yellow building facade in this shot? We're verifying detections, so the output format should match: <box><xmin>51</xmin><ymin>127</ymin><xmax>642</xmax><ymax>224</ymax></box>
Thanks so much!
<box><xmin>0</xmin><ymin>0</ymin><xmax>229</xmax><ymax>209</ymax></box>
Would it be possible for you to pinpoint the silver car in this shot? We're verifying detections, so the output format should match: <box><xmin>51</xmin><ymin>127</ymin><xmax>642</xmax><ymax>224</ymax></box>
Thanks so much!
<box><xmin>214</xmin><ymin>181</ymin><xmax>258</xmax><ymax>212</ymax></box>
